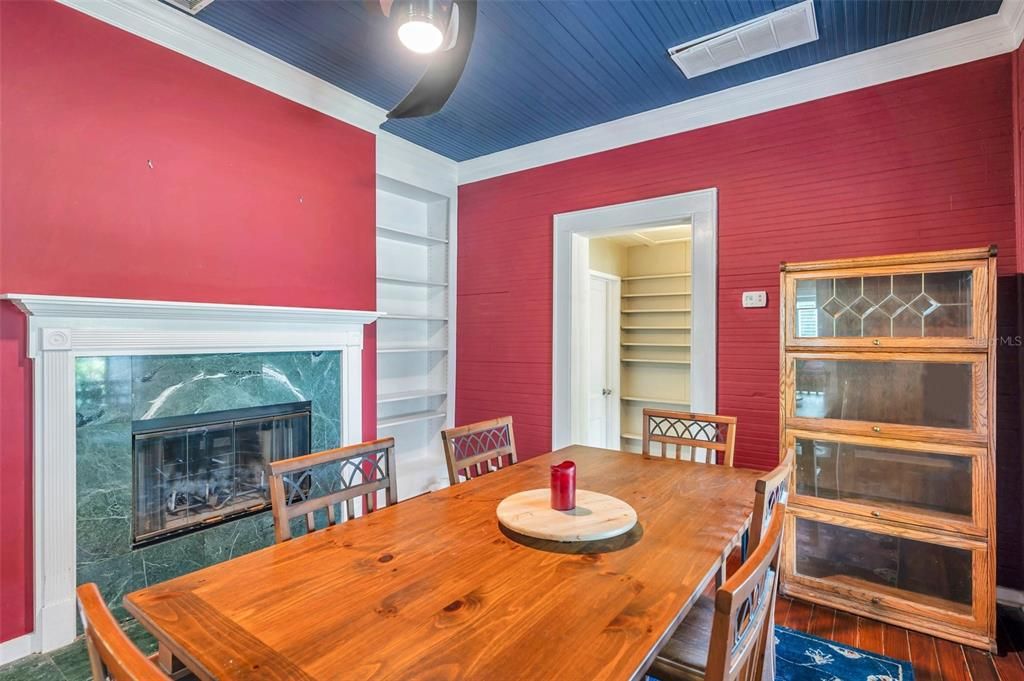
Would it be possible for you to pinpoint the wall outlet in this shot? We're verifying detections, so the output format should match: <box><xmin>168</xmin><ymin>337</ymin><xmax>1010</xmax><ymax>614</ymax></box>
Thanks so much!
<box><xmin>742</xmin><ymin>291</ymin><xmax>768</xmax><ymax>308</ymax></box>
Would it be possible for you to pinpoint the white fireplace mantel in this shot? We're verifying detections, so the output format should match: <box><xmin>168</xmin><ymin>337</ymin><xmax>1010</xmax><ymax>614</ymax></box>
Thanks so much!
<box><xmin>1</xmin><ymin>294</ymin><xmax>382</xmax><ymax>656</ymax></box>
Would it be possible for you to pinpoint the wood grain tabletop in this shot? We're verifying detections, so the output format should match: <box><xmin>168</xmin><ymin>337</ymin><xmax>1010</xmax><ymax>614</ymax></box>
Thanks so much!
<box><xmin>124</xmin><ymin>445</ymin><xmax>760</xmax><ymax>681</ymax></box>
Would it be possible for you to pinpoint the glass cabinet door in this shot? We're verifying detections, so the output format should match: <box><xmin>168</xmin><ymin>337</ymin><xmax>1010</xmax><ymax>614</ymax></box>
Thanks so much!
<box><xmin>786</xmin><ymin>510</ymin><xmax>987</xmax><ymax>630</ymax></box>
<box><xmin>785</xmin><ymin>352</ymin><xmax>987</xmax><ymax>443</ymax></box>
<box><xmin>789</xmin><ymin>431</ymin><xmax>985</xmax><ymax>535</ymax></box>
<box><xmin>785</xmin><ymin>262</ymin><xmax>990</xmax><ymax>349</ymax></box>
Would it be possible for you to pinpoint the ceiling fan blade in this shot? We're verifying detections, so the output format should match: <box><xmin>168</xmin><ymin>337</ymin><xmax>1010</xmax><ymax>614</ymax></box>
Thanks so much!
<box><xmin>386</xmin><ymin>0</ymin><xmax>476</xmax><ymax>119</ymax></box>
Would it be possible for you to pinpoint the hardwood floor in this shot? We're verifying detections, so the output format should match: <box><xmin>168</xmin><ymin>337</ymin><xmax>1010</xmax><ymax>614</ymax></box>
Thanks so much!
<box><xmin>777</xmin><ymin>596</ymin><xmax>1024</xmax><ymax>681</ymax></box>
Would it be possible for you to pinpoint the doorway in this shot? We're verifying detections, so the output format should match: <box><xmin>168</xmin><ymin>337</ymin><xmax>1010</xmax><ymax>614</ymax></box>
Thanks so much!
<box><xmin>551</xmin><ymin>189</ymin><xmax>718</xmax><ymax>451</ymax></box>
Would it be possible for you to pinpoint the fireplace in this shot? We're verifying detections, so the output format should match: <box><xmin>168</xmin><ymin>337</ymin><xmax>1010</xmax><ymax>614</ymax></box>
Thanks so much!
<box><xmin>132</xmin><ymin>401</ymin><xmax>311</xmax><ymax>547</ymax></box>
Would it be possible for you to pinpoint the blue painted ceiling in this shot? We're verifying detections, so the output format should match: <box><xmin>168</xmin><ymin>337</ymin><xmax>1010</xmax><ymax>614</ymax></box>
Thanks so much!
<box><xmin>190</xmin><ymin>0</ymin><xmax>1002</xmax><ymax>161</ymax></box>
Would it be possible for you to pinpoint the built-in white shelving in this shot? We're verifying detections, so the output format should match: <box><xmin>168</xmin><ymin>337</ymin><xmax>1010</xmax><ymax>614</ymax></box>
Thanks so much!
<box><xmin>615</xmin><ymin>232</ymin><xmax>694</xmax><ymax>453</ymax></box>
<box><xmin>621</xmin><ymin>396</ymin><xmax>691</xmax><ymax>406</ymax></box>
<box><xmin>621</xmin><ymin>358</ymin><xmax>691</xmax><ymax>364</ymax></box>
<box><xmin>377</xmin><ymin>275</ymin><xmax>448</xmax><ymax>287</ymax></box>
<box><xmin>376</xmin><ymin>173</ymin><xmax>453</xmax><ymax>493</ymax></box>
<box><xmin>378</xmin><ymin>389</ymin><xmax>449</xmax><ymax>404</ymax></box>
<box><xmin>621</xmin><ymin>291</ymin><xmax>691</xmax><ymax>298</ymax></box>
<box><xmin>622</xmin><ymin>342</ymin><xmax>691</xmax><ymax>347</ymax></box>
<box><xmin>622</xmin><ymin>273</ymin><xmax>692</xmax><ymax>281</ymax></box>
<box><xmin>378</xmin><ymin>409</ymin><xmax>447</xmax><ymax>428</ymax></box>
<box><xmin>377</xmin><ymin>224</ymin><xmax>449</xmax><ymax>245</ymax></box>
<box><xmin>381</xmin><ymin>314</ymin><xmax>449</xmax><ymax>321</ymax></box>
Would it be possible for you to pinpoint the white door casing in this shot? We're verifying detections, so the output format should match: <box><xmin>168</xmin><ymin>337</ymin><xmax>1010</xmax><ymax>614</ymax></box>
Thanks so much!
<box><xmin>553</xmin><ymin>188</ymin><xmax>718</xmax><ymax>450</ymax></box>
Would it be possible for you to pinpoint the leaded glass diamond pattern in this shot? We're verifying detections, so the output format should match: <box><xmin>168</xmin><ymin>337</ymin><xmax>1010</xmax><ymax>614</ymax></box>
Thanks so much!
<box><xmin>794</xmin><ymin>270</ymin><xmax>972</xmax><ymax>339</ymax></box>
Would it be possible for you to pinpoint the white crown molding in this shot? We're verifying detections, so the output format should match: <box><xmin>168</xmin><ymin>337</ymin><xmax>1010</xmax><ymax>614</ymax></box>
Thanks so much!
<box><xmin>1</xmin><ymin>293</ymin><xmax>378</xmax><ymax>658</ymax></box>
<box><xmin>56</xmin><ymin>0</ymin><xmax>388</xmax><ymax>134</ymax></box>
<box><xmin>57</xmin><ymin>0</ymin><xmax>1024</xmax><ymax>186</ymax></box>
<box><xmin>459</xmin><ymin>2</ymin><xmax>1024</xmax><ymax>184</ymax></box>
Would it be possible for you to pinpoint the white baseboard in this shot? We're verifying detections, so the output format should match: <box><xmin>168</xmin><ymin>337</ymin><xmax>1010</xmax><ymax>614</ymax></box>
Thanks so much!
<box><xmin>0</xmin><ymin>633</ymin><xmax>36</xmax><ymax>667</ymax></box>
<box><xmin>997</xmin><ymin>586</ymin><xmax>1024</xmax><ymax>608</ymax></box>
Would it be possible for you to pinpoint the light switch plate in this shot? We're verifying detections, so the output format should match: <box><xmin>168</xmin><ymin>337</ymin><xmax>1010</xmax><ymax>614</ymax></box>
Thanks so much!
<box><xmin>742</xmin><ymin>291</ymin><xmax>767</xmax><ymax>308</ymax></box>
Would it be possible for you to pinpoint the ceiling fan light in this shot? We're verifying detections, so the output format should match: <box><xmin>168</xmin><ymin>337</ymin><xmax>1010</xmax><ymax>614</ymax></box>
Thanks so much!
<box><xmin>398</xmin><ymin>19</ymin><xmax>444</xmax><ymax>54</ymax></box>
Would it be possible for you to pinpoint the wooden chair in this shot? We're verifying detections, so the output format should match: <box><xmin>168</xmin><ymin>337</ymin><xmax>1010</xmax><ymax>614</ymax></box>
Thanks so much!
<box><xmin>648</xmin><ymin>502</ymin><xmax>785</xmax><ymax>681</ymax></box>
<box><xmin>749</xmin><ymin>447</ymin><xmax>794</xmax><ymax>552</ymax></box>
<box><xmin>441</xmin><ymin>416</ymin><xmax>517</xmax><ymax>485</ymax></box>
<box><xmin>268</xmin><ymin>437</ymin><xmax>397</xmax><ymax>543</ymax></box>
<box><xmin>77</xmin><ymin>583</ymin><xmax>169</xmax><ymax>681</ymax></box>
<box><xmin>642</xmin><ymin>409</ymin><xmax>737</xmax><ymax>466</ymax></box>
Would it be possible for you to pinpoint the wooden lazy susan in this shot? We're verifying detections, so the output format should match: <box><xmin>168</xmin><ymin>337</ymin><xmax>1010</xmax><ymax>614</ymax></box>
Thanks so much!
<box><xmin>496</xmin><ymin>489</ymin><xmax>638</xmax><ymax>542</ymax></box>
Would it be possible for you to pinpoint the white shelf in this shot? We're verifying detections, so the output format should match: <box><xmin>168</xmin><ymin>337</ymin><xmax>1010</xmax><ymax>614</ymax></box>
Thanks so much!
<box><xmin>621</xmin><ymin>396</ymin><xmax>691</xmax><ymax>406</ymax></box>
<box><xmin>622</xmin><ymin>326</ymin><xmax>691</xmax><ymax>330</ymax></box>
<box><xmin>622</xmin><ymin>308</ymin><xmax>692</xmax><ymax>314</ymax></box>
<box><xmin>621</xmin><ymin>432</ymin><xmax>642</xmax><ymax>441</ymax></box>
<box><xmin>376</xmin><ymin>225</ymin><xmax>448</xmax><ymax>245</ymax></box>
<box><xmin>381</xmin><ymin>313</ymin><xmax>449</xmax><ymax>321</ymax></box>
<box><xmin>377</xmin><ymin>275</ymin><xmax>448</xmax><ymax>288</ymax></box>
<box><xmin>622</xmin><ymin>273</ymin><xmax>692</xmax><ymax>281</ymax></box>
<box><xmin>378</xmin><ymin>409</ymin><xmax>447</xmax><ymax>428</ymax></box>
<box><xmin>621</xmin><ymin>292</ymin><xmax>691</xmax><ymax>298</ymax></box>
<box><xmin>622</xmin><ymin>358</ymin><xmax>691</xmax><ymax>365</ymax></box>
<box><xmin>378</xmin><ymin>346</ymin><xmax>448</xmax><ymax>353</ymax></box>
<box><xmin>621</xmin><ymin>342</ymin><xmax>690</xmax><ymax>347</ymax></box>
<box><xmin>378</xmin><ymin>389</ymin><xmax>448</xmax><ymax>404</ymax></box>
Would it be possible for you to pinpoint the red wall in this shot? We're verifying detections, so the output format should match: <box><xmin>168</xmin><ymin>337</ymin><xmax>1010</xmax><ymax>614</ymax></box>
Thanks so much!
<box><xmin>0</xmin><ymin>1</ymin><xmax>377</xmax><ymax>642</ymax></box>
<box><xmin>457</xmin><ymin>56</ymin><xmax>1019</xmax><ymax>578</ymax></box>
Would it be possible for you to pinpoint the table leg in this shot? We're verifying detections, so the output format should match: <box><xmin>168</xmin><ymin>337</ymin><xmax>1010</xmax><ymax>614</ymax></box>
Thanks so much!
<box><xmin>157</xmin><ymin>642</ymin><xmax>191</xmax><ymax>679</ymax></box>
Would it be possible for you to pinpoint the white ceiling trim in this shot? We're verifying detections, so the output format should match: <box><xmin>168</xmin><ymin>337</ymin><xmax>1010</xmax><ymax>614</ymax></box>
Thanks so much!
<box><xmin>459</xmin><ymin>1</ymin><xmax>1024</xmax><ymax>184</ymax></box>
<box><xmin>58</xmin><ymin>0</ymin><xmax>1024</xmax><ymax>186</ymax></box>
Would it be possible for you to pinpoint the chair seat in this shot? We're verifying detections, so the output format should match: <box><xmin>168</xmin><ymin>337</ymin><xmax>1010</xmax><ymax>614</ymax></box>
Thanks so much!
<box><xmin>648</xmin><ymin>594</ymin><xmax>715</xmax><ymax>681</ymax></box>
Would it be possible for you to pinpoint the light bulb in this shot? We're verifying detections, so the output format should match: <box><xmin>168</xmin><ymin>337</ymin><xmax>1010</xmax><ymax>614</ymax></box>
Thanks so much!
<box><xmin>398</xmin><ymin>19</ymin><xmax>444</xmax><ymax>54</ymax></box>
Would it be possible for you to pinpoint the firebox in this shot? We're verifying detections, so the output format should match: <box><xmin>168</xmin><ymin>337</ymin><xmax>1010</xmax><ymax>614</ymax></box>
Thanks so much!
<box><xmin>131</xmin><ymin>401</ymin><xmax>311</xmax><ymax>547</ymax></box>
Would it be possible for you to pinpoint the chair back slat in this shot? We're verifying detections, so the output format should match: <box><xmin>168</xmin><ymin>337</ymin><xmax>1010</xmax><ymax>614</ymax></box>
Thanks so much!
<box><xmin>441</xmin><ymin>416</ymin><xmax>518</xmax><ymax>485</ymax></box>
<box><xmin>750</xmin><ymin>448</ymin><xmax>794</xmax><ymax>551</ymax></box>
<box><xmin>642</xmin><ymin>409</ymin><xmax>737</xmax><ymax>466</ymax></box>
<box><xmin>268</xmin><ymin>437</ymin><xmax>397</xmax><ymax>543</ymax></box>
<box><xmin>77</xmin><ymin>583</ymin><xmax>169</xmax><ymax>681</ymax></box>
<box><xmin>705</xmin><ymin>503</ymin><xmax>786</xmax><ymax>681</ymax></box>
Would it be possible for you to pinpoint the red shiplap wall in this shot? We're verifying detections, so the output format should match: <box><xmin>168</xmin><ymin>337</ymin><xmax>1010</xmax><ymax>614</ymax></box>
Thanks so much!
<box><xmin>457</xmin><ymin>55</ymin><xmax>1016</xmax><ymax>469</ymax></box>
<box><xmin>0</xmin><ymin>1</ymin><xmax>377</xmax><ymax>642</ymax></box>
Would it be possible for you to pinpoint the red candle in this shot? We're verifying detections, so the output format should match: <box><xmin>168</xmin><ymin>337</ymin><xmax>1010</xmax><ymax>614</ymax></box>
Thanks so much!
<box><xmin>550</xmin><ymin>460</ymin><xmax>576</xmax><ymax>511</ymax></box>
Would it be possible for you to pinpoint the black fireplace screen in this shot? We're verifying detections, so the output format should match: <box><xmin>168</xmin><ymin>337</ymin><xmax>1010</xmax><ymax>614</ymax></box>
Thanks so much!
<box><xmin>131</xmin><ymin>401</ymin><xmax>311</xmax><ymax>547</ymax></box>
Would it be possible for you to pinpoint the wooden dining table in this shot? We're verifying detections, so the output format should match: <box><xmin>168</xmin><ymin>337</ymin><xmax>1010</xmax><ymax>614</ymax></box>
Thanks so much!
<box><xmin>125</xmin><ymin>445</ymin><xmax>760</xmax><ymax>681</ymax></box>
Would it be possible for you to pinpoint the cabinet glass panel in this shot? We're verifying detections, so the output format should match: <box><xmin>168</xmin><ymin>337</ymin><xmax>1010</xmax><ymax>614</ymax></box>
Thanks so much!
<box><xmin>794</xmin><ymin>517</ymin><xmax>973</xmax><ymax>612</ymax></box>
<box><xmin>794</xmin><ymin>270</ymin><xmax>972</xmax><ymax>339</ymax></box>
<box><xmin>794</xmin><ymin>438</ymin><xmax>972</xmax><ymax>519</ymax></box>
<box><xmin>794</xmin><ymin>359</ymin><xmax>972</xmax><ymax>429</ymax></box>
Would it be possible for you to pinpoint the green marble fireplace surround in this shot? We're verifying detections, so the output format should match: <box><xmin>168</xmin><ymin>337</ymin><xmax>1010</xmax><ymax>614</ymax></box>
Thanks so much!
<box><xmin>75</xmin><ymin>350</ymin><xmax>341</xmax><ymax>619</ymax></box>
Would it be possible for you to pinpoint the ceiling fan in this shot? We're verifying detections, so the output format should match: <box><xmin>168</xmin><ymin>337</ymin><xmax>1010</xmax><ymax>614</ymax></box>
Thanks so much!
<box><xmin>369</xmin><ymin>0</ymin><xmax>478</xmax><ymax>119</ymax></box>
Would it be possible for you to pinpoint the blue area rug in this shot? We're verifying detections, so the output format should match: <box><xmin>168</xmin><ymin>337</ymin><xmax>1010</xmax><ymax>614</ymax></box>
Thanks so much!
<box><xmin>776</xmin><ymin>625</ymin><xmax>914</xmax><ymax>681</ymax></box>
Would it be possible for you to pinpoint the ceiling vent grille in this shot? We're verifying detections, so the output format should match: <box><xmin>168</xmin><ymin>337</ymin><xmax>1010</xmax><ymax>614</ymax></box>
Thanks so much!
<box><xmin>668</xmin><ymin>0</ymin><xmax>818</xmax><ymax>79</ymax></box>
<box><xmin>163</xmin><ymin>0</ymin><xmax>216</xmax><ymax>16</ymax></box>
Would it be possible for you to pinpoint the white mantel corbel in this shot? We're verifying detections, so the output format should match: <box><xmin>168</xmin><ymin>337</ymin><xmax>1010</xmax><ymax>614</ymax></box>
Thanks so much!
<box><xmin>1</xmin><ymin>294</ymin><xmax>382</xmax><ymax>655</ymax></box>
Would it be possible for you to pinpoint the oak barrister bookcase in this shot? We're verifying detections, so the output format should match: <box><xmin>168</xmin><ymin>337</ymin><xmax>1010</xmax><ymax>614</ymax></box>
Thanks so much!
<box><xmin>779</xmin><ymin>246</ymin><xmax>997</xmax><ymax>651</ymax></box>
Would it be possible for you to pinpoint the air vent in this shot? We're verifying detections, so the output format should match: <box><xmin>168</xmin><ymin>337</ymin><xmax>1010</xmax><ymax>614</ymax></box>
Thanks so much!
<box><xmin>668</xmin><ymin>0</ymin><xmax>818</xmax><ymax>79</ymax></box>
<box><xmin>163</xmin><ymin>0</ymin><xmax>215</xmax><ymax>15</ymax></box>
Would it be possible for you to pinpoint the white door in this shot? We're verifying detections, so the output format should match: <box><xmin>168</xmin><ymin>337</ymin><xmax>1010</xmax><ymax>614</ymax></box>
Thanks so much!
<box><xmin>586</xmin><ymin>273</ymin><xmax>619</xmax><ymax>447</ymax></box>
